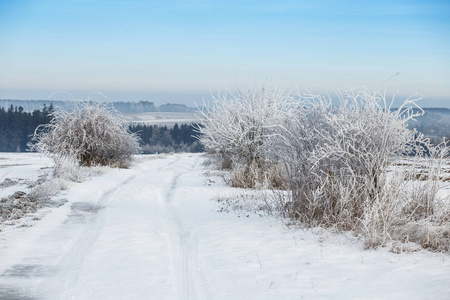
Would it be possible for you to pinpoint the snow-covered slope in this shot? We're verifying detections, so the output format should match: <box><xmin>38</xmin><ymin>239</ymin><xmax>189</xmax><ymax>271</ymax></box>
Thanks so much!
<box><xmin>0</xmin><ymin>153</ymin><xmax>449</xmax><ymax>299</ymax></box>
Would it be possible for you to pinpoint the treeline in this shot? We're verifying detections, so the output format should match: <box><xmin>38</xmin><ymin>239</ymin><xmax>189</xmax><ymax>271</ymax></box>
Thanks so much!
<box><xmin>110</xmin><ymin>101</ymin><xmax>157</xmax><ymax>113</ymax></box>
<box><xmin>159</xmin><ymin>103</ymin><xmax>196</xmax><ymax>112</ymax></box>
<box><xmin>1</xmin><ymin>102</ymin><xmax>448</xmax><ymax>154</ymax></box>
<box><xmin>129</xmin><ymin>123</ymin><xmax>203</xmax><ymax>154</ymax></box>
<box><xmin>115</xmin><ymin>102</ymin><xmax>196</xmax><ymax>113</ymax></box>
<box><xmin>0</xmin><ymin>100</ymin><xmax>65</xmax><ymax>113</ymax></box>
<box><xmin>0</xmin><ymin>100</ymin><xmax>196</xmax><ymax>114</ymax></box>
<box><xmin>0</xmin><ymin>104</ymin><xmax>202</xmax><ymax>153</ymax></box>
<box><xmin>0</xmin><ymin>104</ymin><xmax>53</xmax><ymax>152</ymax></box>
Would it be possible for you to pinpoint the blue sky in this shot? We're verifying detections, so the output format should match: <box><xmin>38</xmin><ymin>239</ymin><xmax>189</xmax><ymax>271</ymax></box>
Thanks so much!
<box><xmin>0</xmin><ymin>0</ymin><xmax>449</xmax><ymax>106</ymax></box>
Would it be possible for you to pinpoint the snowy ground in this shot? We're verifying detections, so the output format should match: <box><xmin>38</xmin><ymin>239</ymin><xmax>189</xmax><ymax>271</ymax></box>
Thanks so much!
<box><xmin>0</xmin><ymin>153</ymin><xmax>53</xmax><ymax>200</ymax></box>
<box><xmin>0</xmin><ymin>153</ymin><xmax>449</xmax><ymax>299</ymax></box>
<box><xmin>122</xmin><ymin>112</ymin><xmax>198</xmax><ymax>127</ymax></box>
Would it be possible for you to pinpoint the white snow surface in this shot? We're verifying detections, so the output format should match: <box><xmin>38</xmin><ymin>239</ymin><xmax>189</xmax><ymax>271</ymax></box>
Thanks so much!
<box><xmin>0</xmin><ymin>153</ymin><xmax>449</xmax><ymax>300</ymax></box>
<box><xmin>0</xmin><ymin>153</ymin><xmax>53</xmax><ymax>199</ymax></box>
<box><xmin>123</xmin><ymin>112</ymin><xmax>198</xmax><ymax>127</ymax></box>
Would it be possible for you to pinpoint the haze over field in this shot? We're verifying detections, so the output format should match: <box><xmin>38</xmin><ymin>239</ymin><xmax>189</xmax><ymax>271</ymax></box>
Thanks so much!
<box><xmin>0</xmin><ymin>0</ymin><xmax>449</xmax><ymax>107</ymax></box>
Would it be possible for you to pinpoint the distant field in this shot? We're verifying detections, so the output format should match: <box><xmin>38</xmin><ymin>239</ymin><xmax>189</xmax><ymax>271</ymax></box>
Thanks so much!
<box><xmin>122</xmin><ymin>112</ymin><xmax>199</xmax><ymax>127</ymax></box>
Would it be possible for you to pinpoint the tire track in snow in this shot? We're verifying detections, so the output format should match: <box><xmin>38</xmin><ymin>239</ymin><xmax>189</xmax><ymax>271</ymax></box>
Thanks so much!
<box><xmin>49</xmin><ymin>173</ymin><xmax>138</xmax><ymax>300</ymax></box>
<box><xmin>0</xmin><ymin>154</ymin><xmax>204</xmax><ymax>299</ymax></box>
<box><xmin>40</xmin><ymin>155</ymin><xmax>182</xmax><ymax>299</ymax></box>
<box><xmin>162</xmin><ymin>156</ymin><xmax>207</xmax><ymax>300</ymax></box>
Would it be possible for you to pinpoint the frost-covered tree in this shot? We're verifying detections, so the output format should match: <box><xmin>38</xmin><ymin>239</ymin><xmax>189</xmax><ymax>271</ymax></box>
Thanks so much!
<box><xmin>266</xmin><ymin>87</ymin><xmax>450</xmax><ymax>250</ymax></box>
<box><xmin>29</xmin><ymin>101</ymin><xmax>141</xmax><ymax>167</ymax></box>
<box><xmin>266</xmin><ymin>89</ymin><xmax>426</xmax><ymax>223</ymax></box>
<box><xmin>195</xmin><ymin>84</ymin><xmax>293</xmax><ymax>188</ymax></box>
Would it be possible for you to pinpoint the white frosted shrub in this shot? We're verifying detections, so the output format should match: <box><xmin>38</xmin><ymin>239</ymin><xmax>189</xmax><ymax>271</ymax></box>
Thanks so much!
<box><xmin>266</xmin><ymin>87</ymin><xmax>449</xmax><ymax>251</ymax></box>
<box><xmin>29</xmin><ymin>101</ymin><xmax>141</xmax><ymax>167</ymax></box>
<box><xmin>267</xmin><ymin>89</ymin><xmax>424</xmax><ymax>224</ymax></box>
<box><xmin>362</xmin><ymin>142</ymin><xmax>450</xmax><ymax>251</ymax></box>
<box><xmin>195</xmin><ymin>85</ymin><xmax>292</xmax><ymax>188</ymax></box>
<box><xmin>197</xmin><ymin>83</ymin><xmax>450</xmax><ymax>251</ymax></box>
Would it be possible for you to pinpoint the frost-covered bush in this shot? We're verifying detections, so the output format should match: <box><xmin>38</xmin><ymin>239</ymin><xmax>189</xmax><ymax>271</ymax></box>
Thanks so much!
<box><xmin>198</xmin><ymin>83</ymin><xmax>450</xmax><ymax>251</ymax></box>
<box><xmin>52</xmin><ymin>155</ymin><xmax>105</xmax><ymax>182</ymax></box>
<box><xmin>29</xmin><ymin>101</ymin><xmax>140</xmax><ymax>167</ymax></box>
<box><xmin>266</xmin><ymin>87</ymin><xmax>450</xmax><ymax>250</ymax></box>
<box><xmin>361</xmin><ymin>146</ymin><xmax>450</xmax><ymax>251</ymax></box>
<box><xmin>267</xmin><ymin>89</ymin><xmax>425</xmax><ymax>225</ymax></box>
<box><xmin>267</xmin><ymin>90</ymin><xmax>419</xmax><ymax>228</ymax></box>
<box><xmin>195</xmin><ymin>85</ymin><xmax>292</xmax><ymax>188</ymax></box>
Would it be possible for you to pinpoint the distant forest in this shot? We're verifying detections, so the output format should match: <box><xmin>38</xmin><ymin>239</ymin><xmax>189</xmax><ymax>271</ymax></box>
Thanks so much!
<box><xmin>0</xmin><ymin>103</ymin><xmax>448</xmax><ymax>153</ymax></box>
<box><xmin>0</xmin><ymin>100</ymin><xmax>196</xmax><ymax>114</ymax></box>
<box><xmin>0</xmin><ymin>104</ymin><xmax>203</xmax><ymax>153</ymax></box>
<box><xmin>129</xmin><ymin>124</ymin><xmax>203</xmax><ymax>154</ymax></box>
<box><xmin>0</xmin><ymin>104</ymin><xmax>53</xmax><ymax>152</ymax></box>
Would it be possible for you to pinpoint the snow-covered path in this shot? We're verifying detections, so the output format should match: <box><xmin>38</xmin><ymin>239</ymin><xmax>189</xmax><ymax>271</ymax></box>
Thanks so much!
<box><xmin>0</xmin><ymin>153</ymin><xmax>449</xmax><ymax>300</ymax></box>
<box><xmin>0</xmin><ymin>154</ymin><xmax>206</xmax><ymax>299</ymax></box>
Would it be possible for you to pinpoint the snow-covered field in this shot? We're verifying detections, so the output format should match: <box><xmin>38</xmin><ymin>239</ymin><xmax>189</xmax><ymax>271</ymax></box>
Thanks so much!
<box><xmin>0</xmin><ymin>153</ymin><xmax>449</xmax><ymax>299</ymax></box>
<box><xmin>122</xmin><ymin>112</ymin><xmax>198</xmax><ymax>126</ymax></box>
<box><xmin>0</xmin><ymin>153</ymin><xmax>53</xmax><ymax>200</ymax></box>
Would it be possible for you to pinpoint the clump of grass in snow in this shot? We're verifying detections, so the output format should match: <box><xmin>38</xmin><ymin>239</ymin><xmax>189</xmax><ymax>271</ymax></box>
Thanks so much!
<box><xmin>0</xmin><ymin>155</ymin><xmax>106</xmax><ymax>225</ymax></box>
